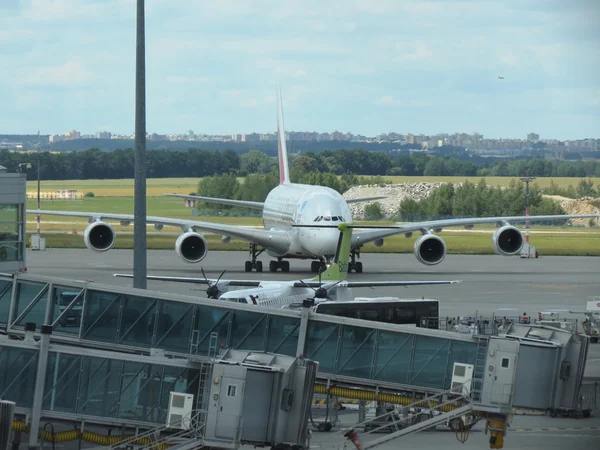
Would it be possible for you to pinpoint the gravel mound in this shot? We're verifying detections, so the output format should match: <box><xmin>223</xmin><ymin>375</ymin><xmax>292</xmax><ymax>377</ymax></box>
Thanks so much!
<box><xmin>343</xmin><ymin>182</ymin><xmax>446</xmax><ymax>218</ymax></box>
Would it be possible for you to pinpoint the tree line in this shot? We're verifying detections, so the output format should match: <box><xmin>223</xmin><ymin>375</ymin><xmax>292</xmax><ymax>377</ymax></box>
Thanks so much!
<box><xmin>2</xmin><ymin>146</ymin><xmax>600</xmax><ymax>183</ymax></box>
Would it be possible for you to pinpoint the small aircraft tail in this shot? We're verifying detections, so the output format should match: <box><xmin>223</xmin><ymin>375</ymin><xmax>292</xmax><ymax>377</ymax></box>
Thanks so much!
<box><xmin>313</xmin><ymin>223</ymin><xmax>352</xmax><ymax>283</ymax></box>
<box><xmin>277</xmin><ymin>84</ymin><xmax>291</xmax><ymax>185</ymax></box>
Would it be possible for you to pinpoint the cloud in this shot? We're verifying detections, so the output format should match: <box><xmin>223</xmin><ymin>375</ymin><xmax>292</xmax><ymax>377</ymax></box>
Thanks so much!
<box><xmin>15</xmin><ymin>60</ymin><xmax>94</xmax><ymax>86</ymax></box>
<box><xmin>377</xmin><ymin>96</ymin><xmax>394</xmax><ymax>105</ymax></box>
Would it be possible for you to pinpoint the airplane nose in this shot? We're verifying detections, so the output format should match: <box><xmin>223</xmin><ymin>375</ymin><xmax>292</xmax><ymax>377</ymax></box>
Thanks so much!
<box><xmin>304</xmin><ymin>227</ymin><xmax>339</xmax><ymax>256</ymax></box>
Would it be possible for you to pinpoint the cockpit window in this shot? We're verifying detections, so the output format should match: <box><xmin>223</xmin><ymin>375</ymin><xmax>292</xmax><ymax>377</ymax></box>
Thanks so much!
<box><xmin>332</xmin><ymin>216</ymin><xmax>338</xmax><ymax>221</ymax></box>
<box><xmin>314</xmin><ymin>216</ymin><xmax>323</xmax><ymax>222</ymax></box>
<box><xmin>226</xmin><ymin>298</ymin><xmax>247</xmax><ymax>303</ymax></box>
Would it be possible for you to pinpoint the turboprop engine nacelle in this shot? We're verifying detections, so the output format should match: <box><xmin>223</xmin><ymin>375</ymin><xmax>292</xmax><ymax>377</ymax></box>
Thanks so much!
<box><xmin>84</xmin><ymin>221</ymin><xmax>115</xmax><ymax>252</ymax></box>
<box><xmin>175</xmin><ymin>231</ymin><xmax>208</xmax><ymax>263</ymax></box>
<box><xmin>492</xmin><ymin>225</ymin><xmax>524</xmax><ymax>256</ymax></box>
<box><xmin>414</xmin><ymin>234</ymin><xmax>447</xmax><ymax>265</ymax></box>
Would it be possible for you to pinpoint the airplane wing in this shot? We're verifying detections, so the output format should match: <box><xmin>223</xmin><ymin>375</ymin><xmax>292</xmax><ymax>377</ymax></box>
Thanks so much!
<box><xmin>346</xmin><ymin>196</ymin><xmax>387</xmax><ymax>204</ymax></box>
<box><xmin>163</xmin><ymin>194</ymin><xmax>264</xmax><ymax>210</ymax></box>
<box><xmin>113</xmin><ymin>273</ymin><xmax>262</xmax><ymax>287</ymax></box>
<box><xmin>294</xmin><ymin>280</ymin><xmax>461</xmax><ymax>288</ymax></box>
<box><xmin>350</xmin><ymin>212</ymin><xmax>600</xmax><ymax>247</ymax></box>
<box><xmin>26</xmin><ymin>209</ymin><xmax>290</xmax><ymax>252</ymax></box>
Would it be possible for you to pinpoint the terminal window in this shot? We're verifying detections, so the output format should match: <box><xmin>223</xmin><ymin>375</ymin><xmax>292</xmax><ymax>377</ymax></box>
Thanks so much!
<box><xmin>227</xmin><ymin>385</ymin><xmax>237</xmax><ymax>397</ymax></box>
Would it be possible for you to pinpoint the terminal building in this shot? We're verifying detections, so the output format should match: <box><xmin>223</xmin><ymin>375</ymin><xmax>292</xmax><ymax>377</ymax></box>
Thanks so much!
<box><xmin>0</xmin><ymin>167</ymin><xmax>595</xmax><ymax>450</ymax></box>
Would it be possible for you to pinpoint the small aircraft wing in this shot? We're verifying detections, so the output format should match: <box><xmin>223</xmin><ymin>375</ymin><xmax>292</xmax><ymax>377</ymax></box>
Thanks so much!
<box><xmin>113</xmin><ymin>273</ymin><xmax>262</xmax><ymax>287</ymax></box>
<box><xmin>294</xmin><ymin>280</ymin><xmax>461</xmax><ymax>288</ymax></box>
<box><xmin>163</xmin><ymin>194</ymin><xmax>264</xmax><ymax>211</ymax></box>
<box><xmin>26</xmin><ymin>209</ymin><xmax>290</xmax><ymax>252</ymax></box>
<box><xmin>350</xmin><ymin>211</ymin><xmax>600</xmax><ymax>247</ymax></box>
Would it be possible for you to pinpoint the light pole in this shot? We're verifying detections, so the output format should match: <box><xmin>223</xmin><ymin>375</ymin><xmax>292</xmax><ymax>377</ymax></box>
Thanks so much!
<box><xmin>519</xmin><ymin>172</ymin><xmax>536</xmax><ymax>247</ymax></box>
<box><xmin>133</xmin><ymin>0</ymin><xmax>147</xmax><ymax>289</ymax></box>
<box><xmin>37</xmin><ymin>158</ymin><xmax>41</xmax><ymax>240</ymax></box>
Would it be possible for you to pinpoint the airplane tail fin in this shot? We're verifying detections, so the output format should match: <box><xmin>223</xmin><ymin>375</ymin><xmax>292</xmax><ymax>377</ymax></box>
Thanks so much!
<box><xmin>313</xmin><ymin>223</ymin><xmax>352</xmax><ymax>282</ymax></box>
<box><xmin>277</xmin><ymin>84</ymin><xmax>291</xmax><ymax>185</ymax></box>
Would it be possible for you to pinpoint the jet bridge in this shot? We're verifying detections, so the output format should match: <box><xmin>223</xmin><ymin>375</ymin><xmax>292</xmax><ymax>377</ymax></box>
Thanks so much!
<box><xmin>0</xmin><ymin>272</ymin><xmax>592</xmax><ymax>449</ymax></box>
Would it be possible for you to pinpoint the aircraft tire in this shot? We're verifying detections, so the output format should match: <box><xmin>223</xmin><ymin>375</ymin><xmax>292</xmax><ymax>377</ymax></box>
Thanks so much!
<box><xmin>282</xmin><ymin>261</ymin><xmax>290</xmax><ymax>272</ymax></box>
<box><xmin>255</xmin><ymin>261</ymin><xmax>263</xmax><ymax>272</ymax></box>
<box><xmin>355</xmin><ymin>262</ymin><xmax>363</xmax><ymax>273</ymax></box>
<box><xmin>269</xmin><ymin>261</ymin><xmax>277</xmax><ymax>272</ymax></box>
<box><xmin>244</xmin><ymin>261</ymin><xmax>252</xmax><ymax>272</ymax></box>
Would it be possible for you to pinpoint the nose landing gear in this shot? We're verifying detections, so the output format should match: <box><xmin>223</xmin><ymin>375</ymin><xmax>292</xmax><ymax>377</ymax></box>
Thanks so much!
<box><xmin>348</xmin><ymin>249</ymin><xmax>363</xmax><ymax>273</ymax></box>
<box><xmin>269</xmin><ymin>258</ymin><xmax>290</xmax><ymax>272</ymax></box>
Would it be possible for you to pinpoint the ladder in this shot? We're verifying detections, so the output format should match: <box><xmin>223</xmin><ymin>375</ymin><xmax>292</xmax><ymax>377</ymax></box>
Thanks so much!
<box><xmin>471</xmin><ymin>336</ymin><xmax>489</xmax><ymax>403</ymax></box>
<box><xmin>336</xmin><ymin>390</ymin><xmax>474</xmax><ymax>450</ymax></box>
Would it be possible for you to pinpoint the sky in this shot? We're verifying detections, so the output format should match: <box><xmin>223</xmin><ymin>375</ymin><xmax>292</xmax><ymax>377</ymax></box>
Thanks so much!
<box><xmin>0</xmin><ymin>0</ymin><xmax>598</xmax><ymax>140</ymax></box>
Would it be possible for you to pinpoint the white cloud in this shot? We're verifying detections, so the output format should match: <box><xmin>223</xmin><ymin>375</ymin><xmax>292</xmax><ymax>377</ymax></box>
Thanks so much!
<box><xmin>15</xmin><ymin>60</ymin><xmax>94</xmax><ymax>86</ymax></box>
<box><xmin>377</xmin><ymin>96</ymin><xmax>394</xmax><ymax>105</ymax></box>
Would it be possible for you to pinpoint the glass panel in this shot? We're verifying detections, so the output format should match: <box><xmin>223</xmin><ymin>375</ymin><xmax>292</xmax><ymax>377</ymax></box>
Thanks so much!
<box><xmin>51</xmin><ymin>286</ymin><xmax>85</xmax><ymax>335</ymax></box>
<box><xmin>304</xmin><ymin>321</ymin><xmax>340</xmax><ymax>374</ymax></box>
<box><xmin>410</xmin><ymin>336</ymin><xmax>449</xmax><ymax>389</ymax></box>
<box><xmin>337</xmin><ymin>326</ymin><xmax>377</xmax><ymax>379</ymax></box>
<box><xmin>445</xmin><ymin>341</ymin><xmax>478</xmax><ymax>390</ymax></box>
<box><xmin>230</xmin><ymin>311</ymin><xmax>267</xmax><ymax>351</ymax></box>
<box><xmin>266</xmin><ymin>315</ymin><xmax>300</xmax><ymax>356</ymax></box>
<box><xmin>81</xmin><ymin>290</ymin><xmax>121</xmax><ymax>343</ymax></box>
<box><xmin>13</xmin><ymin>282</ymin><xmax>48</xmax><ymax>328</ymax></box>
<box><xmin>154</xmin><ymin>301</ymin><xmax>194</xmax><ymax>354</ymax></box>
<box><xmin>118</xmin><ymin>295</ymin><xmax>157</xmax><ymax>348</ymax></box>
<box><xmin>42</xmin><ymin>353</ymin><xmax>82</xmax><ymax>413</ymax></box>
<box><xmin>77</xmin><ymin>357</ymin><xmax>123</xmax><ymax>418</ymax></box>
<box><xmin>193</xmin><ymin>305</ymin><xmax>231</xmax><ymax>356</ymax></box>
<box><xmin>118</xmin><ymin>361</ymin><xmax>160</xmax><ymax>421</ymax></box>
<box><xmin>373</xmin><ymin>331</ymin><xmax>413</xmax><ymax>384</ymax></box>
<box><xmin>0</xmin><ymin>204</ymin><xmax>20</xmax><ymax>262</ymax></box>
<box><xmin>0</xmin><ymin>279</ymin><xmax>13</xmax><ymax>326</ymax></box>
<box><xmin>0</xmin><ymin>347</ymin><xmax>38</xmax><ymax>407</ymax></box>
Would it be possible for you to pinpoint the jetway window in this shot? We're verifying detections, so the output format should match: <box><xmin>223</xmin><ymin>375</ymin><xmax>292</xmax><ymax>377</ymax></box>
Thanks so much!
<box><xmin>501</xmin><ymin>358</ymin><xmax>510</xmax><ymax>368</ymax></box>
<box><xmin>230</xmin><ymin>310</ymin><xmax>268</xmax><ymax>351</ymax></box>
<box><xmin>227</xmin><ymin>385</ymin><xmax>237</xmax><ymax>397</ymax></box>
<box><xmin>0</xmin><ymin>278</ymin><xmax>14</xmax><ymax>327</ymax></box>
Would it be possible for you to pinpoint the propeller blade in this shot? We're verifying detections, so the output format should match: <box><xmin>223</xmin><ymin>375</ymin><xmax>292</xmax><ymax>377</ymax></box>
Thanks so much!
<box><xmin>216</xmin><ymin>269</ymin><xmax>226</xmax><ymax>284</ymax></box>
<box><xmin>298</xmin><ymin>279</ymin><xmax>317</xmax><ymax>293</ymax></box>
<box><xmin>201</xmin><ymin>267</ymin><xmax>209</xmax><ymax>284</ymax></box>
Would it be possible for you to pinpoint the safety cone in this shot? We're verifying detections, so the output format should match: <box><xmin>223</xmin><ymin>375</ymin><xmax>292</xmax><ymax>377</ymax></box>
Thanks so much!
<box><xmin>344</xmin><ymin>429</ymin><xmax>362</xmax><ymax>450</ymax></box>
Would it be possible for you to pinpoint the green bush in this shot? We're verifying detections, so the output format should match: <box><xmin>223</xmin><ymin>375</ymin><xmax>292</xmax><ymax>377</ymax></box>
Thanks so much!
<box><xmin>84</xmin><ymin>192</ymin><xmax>95</xmax><ymax>198</ymax></box>
<box><xmin>364</xmin><ymin>202</ymin><xmax>385</xmax><ymax>220</ymax></box>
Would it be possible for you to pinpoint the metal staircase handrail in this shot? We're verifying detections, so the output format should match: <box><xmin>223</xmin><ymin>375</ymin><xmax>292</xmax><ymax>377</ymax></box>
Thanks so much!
<box><xmin>334</xmin><ymin>388</ymin><xmax>472</xmax><ymax>438</ymax></box>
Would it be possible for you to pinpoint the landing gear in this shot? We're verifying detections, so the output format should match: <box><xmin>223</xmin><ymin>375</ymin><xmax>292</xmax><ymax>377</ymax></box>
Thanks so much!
<box><xmin>269</xmin><ymin>258</ymin><xmax>290</xmax><ymax>273</ymax></box>
<box><xmin>310</xmin><ymin>260</ymin><xmax>327</xmax><ymax>273</ymax></box>
<box><xmin>245</xmin><ymin>244</ymin><xmax>264</xmax><ymax>272</ymax></box>
<box><xmin>348</xmin><ymin>249</ymin><xmax>363</xmax><ymax>273</ymax></box>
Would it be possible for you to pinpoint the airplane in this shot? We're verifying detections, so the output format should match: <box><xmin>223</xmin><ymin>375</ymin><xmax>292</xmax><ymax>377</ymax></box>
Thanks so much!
<box><xmin>113</xmin><ymin>223</ymin><xmax>461</xmax><ymax>308</ymax></box>
<box><xmin>26</xmin><ymin>86</ymin><xmax>600</xmax><ymax>274</ymax></box>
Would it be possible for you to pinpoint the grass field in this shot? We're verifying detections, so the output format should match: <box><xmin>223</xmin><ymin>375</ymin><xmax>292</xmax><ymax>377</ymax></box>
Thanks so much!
<box><xmin>26</xmin><ymin>176</ymin><xmax>600</xmax><ymax>197</ymax></box>
<box><xmin>34</xmin><ymin>231</ymin><xmax>600</xmax><ymax>257</ymax></box>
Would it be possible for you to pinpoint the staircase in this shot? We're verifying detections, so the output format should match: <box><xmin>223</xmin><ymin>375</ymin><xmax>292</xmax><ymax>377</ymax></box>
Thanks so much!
<box><xmin>336</xmin><ymin>390</ymin><xmax>475</xmax><ymax>450</ymax></box>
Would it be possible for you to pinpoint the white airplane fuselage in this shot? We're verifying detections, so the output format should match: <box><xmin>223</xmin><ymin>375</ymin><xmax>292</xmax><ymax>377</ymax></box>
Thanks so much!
<box><xmin>262</xmin><ymin>182</ymin><xmax>352</xmax><ymax>259</ymax></box>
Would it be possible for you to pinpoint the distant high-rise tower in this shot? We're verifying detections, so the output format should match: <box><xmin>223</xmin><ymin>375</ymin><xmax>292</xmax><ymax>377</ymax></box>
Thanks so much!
<box><xmin>527</xmin><ymin>133</ymin><xmax>539</xmax><ymax>141</ymax></box>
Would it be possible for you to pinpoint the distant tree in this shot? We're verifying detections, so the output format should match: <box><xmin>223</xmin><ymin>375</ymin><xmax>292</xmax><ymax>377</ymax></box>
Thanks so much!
<box><xmin>364</xmin><ymin>202</ymin><xmax>384</xmax><ymax>220</ymax></box>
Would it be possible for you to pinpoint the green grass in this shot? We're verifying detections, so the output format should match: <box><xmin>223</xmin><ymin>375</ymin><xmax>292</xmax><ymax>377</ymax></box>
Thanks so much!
<box><xmin>26</xmin><ymin>176</ymin><xmax>600</xmax><ymax>197</ymax></box>
<box><xmin>32</xmin><ymin>231</ymin><xmax>600</xmax><ymax>256</ymax></box>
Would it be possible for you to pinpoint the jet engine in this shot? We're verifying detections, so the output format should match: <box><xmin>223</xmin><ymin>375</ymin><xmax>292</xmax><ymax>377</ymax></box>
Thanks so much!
<box><xmin>175</xmin><ymin>231</ymin><xmax>208</xmax><ymax>263</ymax></box>
<box><xmin>83</xmin><ymin>221</ymin><xmax>115</xmax><ymax>252</ymax></box>
<box><xmin>414</xmin><ymin>234</ymin><xmax>446</xmax><ymax>265</ymax></box>
<box><xmin>492</xmin><ymin>225</ymin><xmax>524</xmax><ymax>255</ymax></box>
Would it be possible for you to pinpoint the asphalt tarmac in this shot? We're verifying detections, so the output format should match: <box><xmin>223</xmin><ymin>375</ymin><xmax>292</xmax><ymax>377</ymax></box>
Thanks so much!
<box><xmin>22</xmin><ymin>249</ymin><xmax>600</xmax><ymax>449</ymax></box>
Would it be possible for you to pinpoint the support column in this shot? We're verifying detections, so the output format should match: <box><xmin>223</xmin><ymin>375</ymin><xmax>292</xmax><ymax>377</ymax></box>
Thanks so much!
<box><xmin>296</xmin><ymin>307</ymin><xmax>310</xmax><ymax>357</ymax></box>
<box><xmin>28</xmin><ymin>325</ymin><xmax>52</xmax><ymax>450</ymax></box>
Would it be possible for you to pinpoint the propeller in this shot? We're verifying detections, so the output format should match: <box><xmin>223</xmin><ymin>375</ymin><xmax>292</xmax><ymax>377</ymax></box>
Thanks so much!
<box><xmin>202</xmin><ymin>268</ymin><xmax>226</xmax><ymax>299</ymax></box>
<box><xmin>298</xmin><ymin>267</ymin><xmax>344</xmax><ymax>302</ymax></box>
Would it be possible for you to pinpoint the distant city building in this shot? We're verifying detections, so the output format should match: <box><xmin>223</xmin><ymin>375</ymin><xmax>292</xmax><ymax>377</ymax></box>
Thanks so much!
<box><xmin>527</xmin><ymin>133</ymin><xmax>539</xmax><ymax>141</ymax></box>
<box><xmin>65</xmin><ymin>130</ymin><xmax>80</xmax><ymax>139</ymax></box>
<box><xmin>97</xmin><ymin>131</ymin><xmax>112</xmax><ymax>139</ymax></box>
